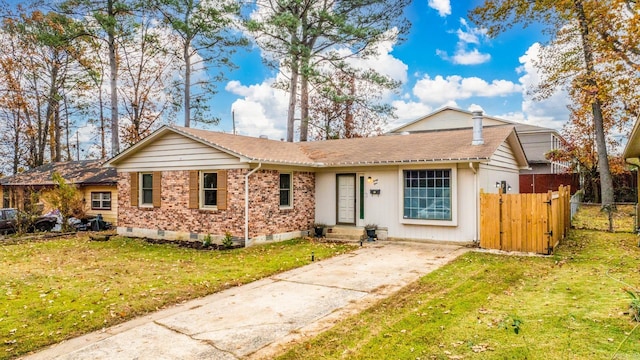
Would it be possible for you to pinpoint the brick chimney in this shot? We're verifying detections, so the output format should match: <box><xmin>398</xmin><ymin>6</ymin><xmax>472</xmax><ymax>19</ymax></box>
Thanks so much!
<box><xmin>472</xmin><ymin>110</ymin><xmax>484</xmax><ymax>145</ymax></box>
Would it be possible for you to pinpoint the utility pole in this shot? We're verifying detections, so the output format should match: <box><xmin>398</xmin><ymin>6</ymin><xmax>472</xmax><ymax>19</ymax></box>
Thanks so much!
<box><xmin>232</xmin><ymin>110</ymin><xmax>236</xmax><ymax>135</ymax></box>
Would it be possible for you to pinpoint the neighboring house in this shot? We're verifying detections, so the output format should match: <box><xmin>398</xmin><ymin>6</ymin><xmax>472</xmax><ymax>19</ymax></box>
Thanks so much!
<box><xmin>105</xmin><ymin>112</ymin><xmax>528</xmax><ymax>246</ymax></box>
<box><xmin>390</xmin><ymin>107</ymin><xmax>569</xmax><ymax>174</ymax></box>
<box><xmin>0</xmin><ymin>160</ymin><xmax>118</xmax><ymax>224</ymax></box>
<box><xmin>623</xmin><ymin>116</ymin><xmax>640</xmax><ymax>231</ymax></box>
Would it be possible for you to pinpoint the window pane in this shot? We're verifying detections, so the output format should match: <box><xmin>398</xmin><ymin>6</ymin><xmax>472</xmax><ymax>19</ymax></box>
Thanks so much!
<box><xmin>280</xmin><ymin>174</ymin><xmax>290</xmax><ymax>189</ymax></box>
<box><xmin>204</xmin><ymin>189</ymin><xmax>217</xmax><ymax>206</ymax></box>
<box><xmin>92</xmin><ymin>201</ymin><xmax>101</xmax><ymax>208</ymax></box>
<box><xmin>103</xmin><ymin>193</ymin><xmax>111</xmax><ymax>201</ymax></box>
<box><xmin>280</xmin><ymin>190</ymin><xmax>290</xmax><ymax>206</ymax></box>
<box><xmin>203</xmin><ymin>173</ymin><xmax>217</xmax><ymax>189</ymax></box>
<box><xmin>103</xmin><ymin>200</ymin><xmax>111</xmax><ymax>210</ymax></box>
<box><xmin>142</xmin><ymin>174</ymin><xmax>152</xmax><ymax>188</ymax></box>
<box><xmin>143</xmin><ymin>189</ymin><xmax>153</xmax><ymax>204</ymax></box>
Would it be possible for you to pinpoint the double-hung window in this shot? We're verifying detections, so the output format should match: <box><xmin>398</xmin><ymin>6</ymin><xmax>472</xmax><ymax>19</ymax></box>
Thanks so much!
<box><xmin>201</xmin><ymin>172</ymin><xmax>218</xmax><ymax>208</ymax></box>
<box><xmin>403</xmin><ymin>169</ymin><xmax>451</xmax><ymax>221</ymax></box>
<box><xmin>141</xmin><ymin>173</ymin><xmax>153</xmax><ymax>206</ymax></box>
<box><xmin>91</xmin><ymin>192</ymin><xmax>112</xmax><ymax>210</ymax></box>
<box><xmin>279</xmin><ymin>173</ymin><xmax>292</xmax><ymax>208</ymax></box>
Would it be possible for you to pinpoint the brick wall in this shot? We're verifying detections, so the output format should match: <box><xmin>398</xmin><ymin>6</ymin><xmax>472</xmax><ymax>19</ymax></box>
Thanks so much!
<box><xmin>118</xmin><ymin>169</ymin><xmax>315</xmax><ymax>240</ymax></box>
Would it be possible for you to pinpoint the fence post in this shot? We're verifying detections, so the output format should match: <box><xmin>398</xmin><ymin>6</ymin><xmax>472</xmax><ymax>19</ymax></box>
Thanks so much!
<box><xmin>546</xmin><ymin>190</ymin><xmax>553</xmax><ymax>255</ymax></box>
<box><xmin>499</xmin><ymin>188</ymin><xmax>504</xmax><ymax>250</ymax></box>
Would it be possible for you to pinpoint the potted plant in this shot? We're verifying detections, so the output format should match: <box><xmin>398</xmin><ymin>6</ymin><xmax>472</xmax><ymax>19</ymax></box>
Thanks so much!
<box><xmin>313</xmin><ymin>223</ymin><xmax>326</xmax><ymax>238</ymax></box>
<box><xmin>364</xmin><ymin>224</ymin><xmax>378</xmax><ymax>241</ymax></box>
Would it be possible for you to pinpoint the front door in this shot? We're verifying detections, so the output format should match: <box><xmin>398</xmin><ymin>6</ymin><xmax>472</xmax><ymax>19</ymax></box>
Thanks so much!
<box><xmin>337</xmin><ymin>174</ymin><xmax>356</xmax><ymax>224</ymax></box>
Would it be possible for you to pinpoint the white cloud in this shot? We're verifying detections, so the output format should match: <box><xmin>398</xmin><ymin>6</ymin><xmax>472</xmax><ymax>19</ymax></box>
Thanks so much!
<box><xmin>468</xmin><ymin>104</ymin><xmax>484</xmax><ymax>112</ymax></box>
<box><xmin>451</xmin><ymin>49</ymin><xmax>491</xmax><ymax>65</ymax></box>
<box><xmin>515</xmin><ymin>42</ymin><xmax>570</xmax><ymax>130</ymax></box>
<box><xmin>225</xmin><ymin>78</ymin><xmax>290</xmax><ymax>139</ymax></box>
<box><xmin>412</xmin><ymin>74</ymin><xmax>521</xmax><ymax>105</ymax></box>
<box><xmin>333</xmin><ymin>28</ymin><xmax>407</xmax><ymax>85</ymax></box>
<box><xmin>456</xmin><ymin>18</ymin><xmax>487</xmax><ymax>45</ymax></box>
<box><xmin>428</xmin><ymin>0</ymin><xmax>451</xmax><ymax>17</ymax></box>
<box><xmin>390</xmin><ymin>100</ymin><xmax>433</xmax><ymax>124</ymax></box>
<box><xmin>437</xmin><ymin>18</ymin><xmax>491</xmax><ymax>65</ymax></box>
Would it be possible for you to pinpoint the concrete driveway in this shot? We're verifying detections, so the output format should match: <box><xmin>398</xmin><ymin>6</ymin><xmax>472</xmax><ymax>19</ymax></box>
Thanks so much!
<box><xmin>23</xmin><ymin>241</ymin><xmax>468</xmax><ymax>360</ymax></box>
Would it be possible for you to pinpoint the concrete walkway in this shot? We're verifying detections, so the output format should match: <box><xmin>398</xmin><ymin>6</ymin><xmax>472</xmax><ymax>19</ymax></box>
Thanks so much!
<box><xmin>23</xmin><ymin>241</ymin><xmax>468</xmax><ymax>360</ymax></box>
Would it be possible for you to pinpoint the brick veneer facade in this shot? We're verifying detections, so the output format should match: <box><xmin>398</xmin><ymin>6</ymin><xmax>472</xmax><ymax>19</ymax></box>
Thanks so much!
<box><xmin>117</xmin><ymin>169</ymin><xmax>315</xmax><ymax>243</ymax></box>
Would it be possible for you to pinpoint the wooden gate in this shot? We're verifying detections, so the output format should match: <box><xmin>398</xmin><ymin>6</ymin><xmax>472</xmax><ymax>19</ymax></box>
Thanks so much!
<box><xmin>480</xmin><ymin>186</ymin><xmax>571</xmax><ymax>254</ymax></box>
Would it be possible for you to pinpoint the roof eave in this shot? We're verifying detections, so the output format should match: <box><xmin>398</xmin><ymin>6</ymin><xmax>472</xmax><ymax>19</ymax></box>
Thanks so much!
<box><xmin>623</xmin><ymin>116</ymin><xmax>640</xmax><ymax>159</ymax></box>
<box><xmin>319</xmin><ymin>157</ymin><xmax>491</xmax><ymax>168</ymax></box>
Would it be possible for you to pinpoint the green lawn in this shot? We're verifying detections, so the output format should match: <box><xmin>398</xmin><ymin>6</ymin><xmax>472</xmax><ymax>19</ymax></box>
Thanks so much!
<box><xmin>0</xmin><ymin>236</ymin><xmax>354</xmax><ymax>359</ymax></box>
<box><xmin>277</xmin><ymin>206</ymin><xmax>640</xmax><ymax>359</ymax></box>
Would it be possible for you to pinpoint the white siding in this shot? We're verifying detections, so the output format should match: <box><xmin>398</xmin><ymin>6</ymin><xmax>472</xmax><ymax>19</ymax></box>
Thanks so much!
<box><xmin>478</xmin><ymin>164</ymin><xmax>520</xmax><ymax>194</ymax></box>
<box><xmin>115</xmin><ymin>132</ymin><xmax>248</xmax><ymax>171</ymax></box>
<box><xmin>315</xmin><ymin>164</ymin><xmax>478</xmax><ymax>243</ymax></box>
<box><xmin>398</xmin><ymin>111</ymin><xmax>506</xmax><ymax>132</ymax></box>
<box><xmin>487</xmin><ymin>142</ymin><xmax>520</xmax><ymax>170</ymax></box>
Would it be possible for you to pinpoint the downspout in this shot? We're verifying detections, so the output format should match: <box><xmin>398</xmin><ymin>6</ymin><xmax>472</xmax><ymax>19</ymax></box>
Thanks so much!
<box><xmin>469</xmin><ymin>162</ymin><xmax>478</xmax><ymax>243</ymax></box>
<box><xmin>245</xmin><ymin>163</ymin><xmax>262</xmax><ymax>247</ymax></box>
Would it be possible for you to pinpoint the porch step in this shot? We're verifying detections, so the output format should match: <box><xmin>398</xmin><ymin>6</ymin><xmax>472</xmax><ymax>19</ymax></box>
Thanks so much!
<box><xmin>326</xmin><ymin>225</ymin><xmax>366</xmax><ymax>238</ymax></box>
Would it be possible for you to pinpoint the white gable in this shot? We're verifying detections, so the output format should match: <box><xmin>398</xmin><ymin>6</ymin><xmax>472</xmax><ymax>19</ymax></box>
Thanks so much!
<box><xmin>488</xmin><ymin>141</ymin><xmax>520</xmax><ymax>171</ymax></box>
<box><xmin>114</xmin><ymin>132</ymin><xmax>248</xmax><ymax>172</ymax></box>
<box><xmin>393</xmin><ymin>108</ymin><xmax>509</xmax><ymax>132</ymax></box>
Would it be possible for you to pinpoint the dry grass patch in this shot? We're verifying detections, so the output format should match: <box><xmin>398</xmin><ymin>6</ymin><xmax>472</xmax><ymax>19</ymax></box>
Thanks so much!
<box><xmin>0</xmin><ymin>235</ymin><xmax>354</xmax><ymax>359</ymax></box>
<box><xmin>572</xmin><ymin>204</ymin><xmax>636</xmax><ymax>232</ymax></box>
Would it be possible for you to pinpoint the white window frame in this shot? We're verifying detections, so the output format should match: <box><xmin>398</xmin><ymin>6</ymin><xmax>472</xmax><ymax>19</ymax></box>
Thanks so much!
<box><xmin>398</xmin><ymin>165</ymin><xmax>458</xmax><ymax>227</ymax></box>
<box><xmin>91</xmin><ymin>192</ymin><xmax>112</xmax><ymax>210</ymax></box>
<box><xmin>140</xmin><ymin>173</ymin><xmax>153</xmax><ymax>207</ymax></box>
<box><xmin>200</xmin><ymin>171</ymin><xmax>218</xmax><ymax>209</ymax></box>
<box><xmin>279</xmin><ymin>172</ymin><xmax>293</xmax><ymax>209</ymax></box>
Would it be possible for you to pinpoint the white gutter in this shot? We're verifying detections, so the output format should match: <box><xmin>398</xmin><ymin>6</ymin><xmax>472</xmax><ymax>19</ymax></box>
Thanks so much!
<box><xmin>469</xmin><ymin>162</ymin><xmax>478</xmax><ymax>243</ymax></box>
<box><xmin>244</xmin><ymin>163</ymin><xmax>262</xmax><ymax>247</ymax></box>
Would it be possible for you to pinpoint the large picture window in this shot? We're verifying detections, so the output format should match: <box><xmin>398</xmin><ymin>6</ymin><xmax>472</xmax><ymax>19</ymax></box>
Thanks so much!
<box><xmin>141</xmin><ymin>173</ymin><xmax>153</xmax><ymax>205</ymax></box>
<box><xmin>279</xmin><ymin>173</ymin><xmax>292</xmax><ymax>207</ymax></box>
<box><xmin>202</xmin><ymin>172</ymin><xmax>218</xmax><ymax>207</ymax></box>
<box><xmin>403</xmin><ymin>169</ymin><xmax>451</xmax><ymax>220</ymax></box>
<box><xmin>91</xmin><ymin>192</ymin><xmax>111</xmax><ymax>210</ymax></box>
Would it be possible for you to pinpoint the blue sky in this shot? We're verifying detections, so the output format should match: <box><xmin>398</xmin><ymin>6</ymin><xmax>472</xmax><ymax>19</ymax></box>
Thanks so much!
<box><xmin>5</xmin><ymin>0</ymin><xmax>570</xmax><ymax>143</ymax></box>
<box><xmin>210</xmin><ymin>0</ymin><xmax>571</xmax><ymax>140</ymax></box>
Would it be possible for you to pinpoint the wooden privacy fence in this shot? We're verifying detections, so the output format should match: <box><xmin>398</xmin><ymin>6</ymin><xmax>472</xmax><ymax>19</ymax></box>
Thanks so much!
<box><xmin>480</xmin><ymin>185</ymin><xmax>571</xmax><ymax>254</ymax></box>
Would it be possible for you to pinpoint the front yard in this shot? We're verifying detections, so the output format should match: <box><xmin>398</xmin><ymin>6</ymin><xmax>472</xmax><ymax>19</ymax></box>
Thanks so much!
<box><xmin>277</xmin><ymin>206</ymin><xmax>640</xmax><ymax>359</ymax></box>
<box><xmin>2</xmin><ymin>205</ymin><xmax>639</xmax><ymax>360</ymax></box>
<box><xmin>0</xmin><ymin>236</ymin><xmax>354</xmax><ymax>359</ymax></box>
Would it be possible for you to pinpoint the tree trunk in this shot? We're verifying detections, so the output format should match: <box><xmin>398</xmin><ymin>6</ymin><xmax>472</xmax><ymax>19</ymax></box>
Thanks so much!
<box><xmin>574</xmin><ymin>0</ymin><xmax>615</xmax><ymax>206</ymax></box>
<box><xmin>12</xmin><ymin>112</ymin><xmax>20</xmax><ymax>174</ymax></box>
<box><xmin>46</xmin><ymin>64</ymin><xmax>58</xmax><ymax>162</ymax></box>
<box><xmin>54</xmin><ymin>104</ymin><xmax>61</xmax><ymax>162</ymax></box>
<box><xmin>300</xmin><ymin>73</ymin><xmax>309</xmax><ymax>142</ymax></box>
<box><xmin>184</xmin><ymin>40</ymin><xmax>191</xmax><ymax>128</ymax></box>
<box><xmin>286</xmin><ymin>59</ymin><xmax>299</xmax><ymax>142</ymax></box>
<box><xmin>344</xmin><ymin>76</ymin><xmax>356</xmax><ymax>138</ymax></box>
<box><xmin>99</xmin><ymin>85</ymin><xmax>106</xmax><ymax>159</ymax></box>
<box><xmin>108</xmin><ymin>0</ymin><xmax>120</xmax><ymax>156</ymax></box>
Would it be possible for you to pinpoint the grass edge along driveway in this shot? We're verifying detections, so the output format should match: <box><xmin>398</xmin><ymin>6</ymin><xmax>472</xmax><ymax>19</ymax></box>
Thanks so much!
<box><xmin>276</xmin><ymin>208</ymin><xmax>640</xmax><ymax>360</ymax></box>
<box><xmin>0</xmin><ymin>236</ymin><xmax>355</xmax><ymax>359</ymax></box>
